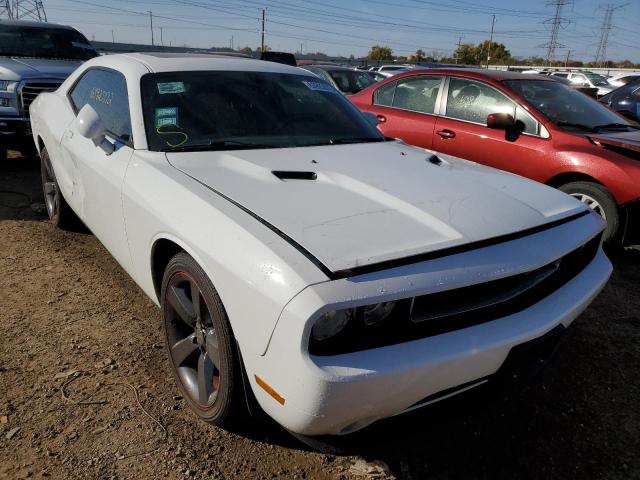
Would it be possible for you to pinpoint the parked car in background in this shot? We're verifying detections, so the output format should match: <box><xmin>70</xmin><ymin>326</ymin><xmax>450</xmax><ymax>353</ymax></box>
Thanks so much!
<box><xmin>369</xmin><ymin>69</ymin><xmax>409</xmax><ymax>82</ymax></box>
<box><xmin>301</xmin><ymin>64</ymin><xmax>376</xmax><ymax>95</ymax></box>
<box><xmin>350</xmin><ymin>68</ymin><xmax>640</xmax><ymax>245</ymax></box>
<box><xmin>608</xmin><ymin>72</ymin><xmax>640</xmax><ymax>88</ymax></box>
<box><xmin>549</xmin><ymin>71</ymin><xmax>613</xmax><ymax>97</ymax></box>
<box><xmin>30</xmin><ymin>53</ymin><xmax>611</xmax><ymax>437</ymax></box>
<box><xmin>599</xmin><ymin>78</ymin><xmax>640</xmax><ymax>123</ymax></box>
<box><xmin>0</xmin><ymin>20</ymin><xmax>97</xmax><ymax>159</ymax></box>
<box><xmin>260</xmin><ymin>51</ymin><xmax>297</xmax><ymax>67</ymax></box>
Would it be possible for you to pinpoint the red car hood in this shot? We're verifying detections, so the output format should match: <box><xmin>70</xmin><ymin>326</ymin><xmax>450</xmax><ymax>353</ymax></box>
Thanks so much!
<box><xmin>587</xmin><ymin>130</ymin><xmax>640</xmax><ymax>154</ymax></box>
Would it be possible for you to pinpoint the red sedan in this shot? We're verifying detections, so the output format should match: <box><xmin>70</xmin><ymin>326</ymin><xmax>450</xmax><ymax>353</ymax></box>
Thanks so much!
<box><xmin>350</xmin><ymin>68</ymin><xmax>640</xmax><ymax>245</ymax></box>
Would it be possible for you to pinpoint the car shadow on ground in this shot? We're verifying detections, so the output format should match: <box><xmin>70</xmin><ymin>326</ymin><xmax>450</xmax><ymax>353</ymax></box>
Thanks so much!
<box><xmin>0</xmin><ymin>151</ymin><xmax>46</xmax><ymax>221</ymax></box>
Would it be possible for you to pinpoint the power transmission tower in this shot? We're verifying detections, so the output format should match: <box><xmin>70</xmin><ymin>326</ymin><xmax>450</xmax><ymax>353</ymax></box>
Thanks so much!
<box><xmin>11</xmin><ymin>0</ymin><xmax>47</xmax><ymax>21</ymax></box>
<box><xmin>542</xmin><ymin>0</ymin><xmax>572</xmax><ymax>65</ymax></box>
<box><xmin>455</xmin><ymin>36</ymin><xmax>463</xmax><ymax>64</ymax></box>
<box><xmin>1</xmin><ymin>0</ymin><xmax>13</xmax><ymax>19</ymax></box>
<box><xmin>595</xmin><ymin>3</ymin><xmax>628</xmax><ymax>67</ymax></box>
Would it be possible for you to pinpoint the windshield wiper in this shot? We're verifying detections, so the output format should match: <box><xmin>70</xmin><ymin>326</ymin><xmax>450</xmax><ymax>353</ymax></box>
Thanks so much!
<box><xmin>592</xmin><ymin>123</ymin><xmax>639</xmax><ymax>131</ymax></box>
<box><xmin>163</xmin><ymin>140</ymin><xmax>280</xmax><ymax>152</ymax></box>
<box><xmin>555</xmin><ymin>122</ymin><xmax>597</xmax><ymax>132</ymax></box>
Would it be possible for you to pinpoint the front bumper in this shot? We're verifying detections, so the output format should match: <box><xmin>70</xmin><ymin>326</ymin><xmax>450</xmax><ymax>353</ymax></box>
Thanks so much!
<box><xmin>243</xmin><ymin>212</ymin><xmax>611</xmax><ymax>436</ymax></box>
<box><xmin>0</xmin><ymin>116</ymin><xmax>32</xmax><ymax>144</ymax></box>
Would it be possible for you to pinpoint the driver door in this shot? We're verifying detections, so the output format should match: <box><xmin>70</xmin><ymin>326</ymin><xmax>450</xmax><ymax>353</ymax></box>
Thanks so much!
<box><xmin>432</xmin><ymin>76</ymin><xmax>549</xmax><ymax>179</ymax></box>
<box><xmin>61</xmin><ymin>68</ymin><xmax>134</xmax><ymax>267</ymax></box>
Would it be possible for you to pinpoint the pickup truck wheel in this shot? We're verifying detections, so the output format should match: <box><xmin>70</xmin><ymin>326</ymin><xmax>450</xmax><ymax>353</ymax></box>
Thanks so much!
<box><xmin>559</xmin><ymin>181</ymin><xmax>620</xmax><ymax>244</ymax></box>
<box><xmin>40</xmin><ymin>147</ymin><xmax>79</xmax><ymax>230</ymax></box>
<box><xmin>161</xmin><ymin>252</ymin><xmax>244</xmax><ymax>426</ymax></box>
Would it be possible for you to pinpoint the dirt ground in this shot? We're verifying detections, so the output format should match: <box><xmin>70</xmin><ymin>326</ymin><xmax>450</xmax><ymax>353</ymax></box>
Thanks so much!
<box><xmin>1</xmin><ymin>151</ymin><xmax>639</xmax><ymax>480</ymax></box>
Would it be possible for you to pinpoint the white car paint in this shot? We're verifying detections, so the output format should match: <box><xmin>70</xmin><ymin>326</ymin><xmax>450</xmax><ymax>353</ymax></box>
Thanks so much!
<box><xmin>30</xmin><ymin>53</ymin><xmax>611</xmax><ymax>436</ymax></box>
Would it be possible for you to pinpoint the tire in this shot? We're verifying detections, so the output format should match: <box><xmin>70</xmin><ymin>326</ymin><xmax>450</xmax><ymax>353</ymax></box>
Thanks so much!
<box><xmin>0</xmin><ymin>146</ymin><xmax>6</xmax><ymax>161</ymax></box>
<box><xmin>40</xmin><ymin>147</ymin><xmax>79</xmax><ymax>230</ymax></box>
<box><xmin>559</xmin><ymin>181</ymin><xmax>620</xmax><ymax>244</ymax></box>
<box><xmin>161</xmin><ymin>252</ymin><xmax>244</xmax><ymax>426</ymax></box>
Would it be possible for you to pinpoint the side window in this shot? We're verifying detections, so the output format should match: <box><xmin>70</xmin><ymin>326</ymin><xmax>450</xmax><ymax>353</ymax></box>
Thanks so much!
<box><xmin>69</xmin><ymin>69</ymin><xmax>132</xmax><ymax>143</ymax></box>
<box><xmin>374</xmin><ymin>81</ymin><xmax>396</xmax><ymax>107</ymax></box>
<box><xmin>391</xmin><ymin>76</ymin><xmax>442</xmax><ymax>114</ymax></box>
<box><xmin>445</xmin><ymin>77</ymin><xmax>538</xmax><ymax>135</ymax></box>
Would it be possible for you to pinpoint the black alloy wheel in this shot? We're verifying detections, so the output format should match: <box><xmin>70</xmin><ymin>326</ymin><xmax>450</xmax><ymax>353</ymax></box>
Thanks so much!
<box><xmin>161</xmin><ymin>252</ymin><xmax>243</xmax><ymax>425</ymax></box>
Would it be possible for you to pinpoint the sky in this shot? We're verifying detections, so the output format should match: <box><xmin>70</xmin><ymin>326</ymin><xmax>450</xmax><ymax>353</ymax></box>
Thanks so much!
<box><xmin>42</xmin><ymin>0</ymin><xmax>640</xmax><ymax>62</ymax></box>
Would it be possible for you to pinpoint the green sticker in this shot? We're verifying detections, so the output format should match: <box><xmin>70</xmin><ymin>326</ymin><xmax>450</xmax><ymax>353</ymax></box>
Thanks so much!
<box><xmin>157</xmin><ymin>82</ymin><xmax>186</xmax><ymax>94</ymax></box>
<box><xmin>155</xmin><ymin>107</ymin><xmax>178</xmax><ymax>128</ymax></box>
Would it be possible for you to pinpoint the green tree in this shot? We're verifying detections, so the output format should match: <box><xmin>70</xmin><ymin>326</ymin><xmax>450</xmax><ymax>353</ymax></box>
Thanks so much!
<box><xmin>239</xmin><ymin>46</ymin><xmax>252</xmax><ymax>53</ymax></box>
<box><xmin>367</xmin><ymin>45</ymin><xmax>394</xmax><ymax>61</ymax></box>
<box><xmin>415</xmin><ymin>49</ymin><xmax>425</xmax><ymax>62</ymax></box>
<box><xmin>256</xmin><ymin>44</ymin><xmax>271</xmax><ymax>52</ymax></box>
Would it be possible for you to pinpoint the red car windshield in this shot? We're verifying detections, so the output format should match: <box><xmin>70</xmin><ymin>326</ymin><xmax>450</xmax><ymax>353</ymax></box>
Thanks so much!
<box><xmin>505</xmin><ymin>79</ymin><xmax>631</xmax><ymax>131</ymax></box>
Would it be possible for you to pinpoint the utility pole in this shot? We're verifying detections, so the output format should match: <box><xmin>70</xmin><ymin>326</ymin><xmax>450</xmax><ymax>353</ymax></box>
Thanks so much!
<box><xmin>1</xmin><ymin>0</ymin><xmax>13</xmax><ymax>19</ymax></box>
<box><xmin>111</xmin><ymin>29</ymin><xmax>115</xmax><ymax>43</ymax></box>
<box><xmin>543</xmin><ymin>0</ymin><xmax>571</xmax><ymax>65</ymax></box>
<box><xmin>455</xmin><ymin>36</ymin><xmax>463</xmax><ymax>64</ymax></box>
<box><xmin>261</xmin><ymin>9</ymin><xmax>265</xmax><ymax>52</ymax></box>
<box><xmin>595</xmin><ymin>3</ymin><xmax>628</xmax><ymax>67</ymax></box>
<box><xmin>160</xmin><ymin>27</ymin><xmax>164</xmax><ymax>46</ymax></box>
<box><xmin>149</xmin><ymin>11</ymin><xmax>154</xmax><ymax>46</ymax></box>
<box><xmin>486</xmin><ymin>15</ymin><xmax>495</xmax><ymax>69</ymax></box>
<box><xmin>8</xmin><ymin>0</ymin><xmax>47</xmax><ymax>21</ymax></box>
<box><xmin>564</xmin><ymin>49</ymin><xmax>571</xmax><ymax>67</ymax></box>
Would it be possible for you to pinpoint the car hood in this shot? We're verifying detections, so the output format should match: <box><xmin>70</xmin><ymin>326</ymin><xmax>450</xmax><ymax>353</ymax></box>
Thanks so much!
<box><xmin>167</xmin><ymin>142</ymin><xmax>585</xmax><ymax>274</ymax></box>
<box><xmin>588</xmin><ymin>130</ymin><xmax>640</xmax><ymax>154</ymax></box>
<box><xmin>0</xmin><ymin>57</ymin><xmax>82</xmax><ymax>81</ymax></box>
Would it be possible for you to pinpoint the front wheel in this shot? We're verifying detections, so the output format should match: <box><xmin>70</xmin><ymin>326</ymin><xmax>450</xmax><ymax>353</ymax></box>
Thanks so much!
<box><xmin>559</xmin><ymin>181</ymin><xmax>620</xmax><ymax>244</ymax></box>
<box><xmin>40</xmin><ymin>147</ymin><xmax>79</xmax><ymax>230</ymax></box>
<box><xmin>161</xmin><ymin>252</ymin><xmax>244</xmax><ymax>426</ymax></box>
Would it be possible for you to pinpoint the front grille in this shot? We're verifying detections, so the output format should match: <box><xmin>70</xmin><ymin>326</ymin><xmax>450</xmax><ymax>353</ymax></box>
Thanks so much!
<box><xmin>309</xmin><ymin>233</ymin><xmax>601</xmax><ymax>356</ymax></box>
<box><xmin>19</xmin><ymin>80</ymin><xmax>63</xmax><ymax>114</ymax></box>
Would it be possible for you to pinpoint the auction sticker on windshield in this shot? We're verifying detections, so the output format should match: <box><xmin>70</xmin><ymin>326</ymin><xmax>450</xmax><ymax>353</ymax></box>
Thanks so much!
<box><xmin>158</xmin><ymin>82</ymin><xmax>186</xmax><ymax>94</ymax></box>
<box><xmin>303</xmin><ymin>80</ymin><xmax>337</xmax><ymax>93</ymax></box>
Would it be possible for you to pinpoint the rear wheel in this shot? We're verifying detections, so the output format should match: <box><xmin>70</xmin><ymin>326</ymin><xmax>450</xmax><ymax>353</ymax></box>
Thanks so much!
<box><xmin>161</xmin><ymin>252</ymin><xmax>244</xmax><ymax>426</ymax></box>
<box><xmin>40</xmin><ymin>147</ymin><xmax>79</xmax><ymax>230</ymax></box>
<box><xmin>559</xmin><ymin>181</ymin><xmax>620</xmax><ymax>244</ymax></box>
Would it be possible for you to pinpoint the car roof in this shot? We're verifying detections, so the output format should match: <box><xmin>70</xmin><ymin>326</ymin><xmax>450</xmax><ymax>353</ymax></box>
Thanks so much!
<box><xmin>112</xmin><ymin>52</ymin><xmax>309</xmax><ymax>75</ymax></box>
<box><xmin>304</xmin><ymin>64</ymin><xmax>357</xmax><ymax>72</ymax></box>
<box><xmin>391</xmin><ymin>67</ymin><xmax>556</xmax><ymax>83</ymax></box>
<box><xmin>0</xmin><ymin>19</ymin><xmax>75</xmax><ymax>30</ymax></box>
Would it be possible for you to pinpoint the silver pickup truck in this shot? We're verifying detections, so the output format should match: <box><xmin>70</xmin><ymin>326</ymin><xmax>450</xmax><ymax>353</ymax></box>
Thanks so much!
<box><xmin>0</xmin><ymin>20</ymin><xmax>97</xmax><ymax>159</ymax></box>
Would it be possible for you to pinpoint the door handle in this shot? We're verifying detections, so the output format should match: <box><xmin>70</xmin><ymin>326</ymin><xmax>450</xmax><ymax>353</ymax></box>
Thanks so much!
<box><xmin>436</xmin><ymin>129</ymin><xmax>456</xmax><ymax>139</ymax></box>
<box><xmin>63</xmin><ymin>129</ymin><xmax>74</xmax><ymax>141</ymax></box>
<box><xmin>376</xmin><ymin>114</ymin><xmax>386</xmax><ymax>123</ymax></box>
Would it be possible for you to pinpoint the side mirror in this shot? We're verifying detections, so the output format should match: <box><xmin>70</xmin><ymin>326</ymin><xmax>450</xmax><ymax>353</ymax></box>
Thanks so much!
<box><xmin>362</xmin><ymin>111</ymin><xmax>381</xmax><ymax>128</ymax></box>
<box><xmin>74</xmin><ymin>104</ymin><xmax>114</xmax><ymax>154</ymax></box>
<box><xmin>486</xmin><ymin>112</ymin><xmax>516</xmax><ymax>130</ymax></box>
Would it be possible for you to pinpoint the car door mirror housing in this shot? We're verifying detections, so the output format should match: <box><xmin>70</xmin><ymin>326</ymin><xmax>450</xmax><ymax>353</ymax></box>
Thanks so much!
<box><xmin>74</xmin><ymin>104</ymin><xmax>114</xmax><ymax>155</ymax></box>
<box><xmin>486</xmin><ymin>112</ymin><xmax>516</xmax><ymax>130</ymax></box>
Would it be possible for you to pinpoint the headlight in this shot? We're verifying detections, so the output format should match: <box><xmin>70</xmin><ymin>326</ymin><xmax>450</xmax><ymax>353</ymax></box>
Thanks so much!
<box><xmin>362</xmin><ymin>301</ymin><xmax>396</xmax><ymax>326</ymax></box>
<box><xmin>0</xmin><ymin>80</ymin><xmax>17</xmax><ymax>92</ymax></box>
<box><xmin>311</xmin><ymin>309</ymin><xmax>353</xmax><ymax>341</ymax></box>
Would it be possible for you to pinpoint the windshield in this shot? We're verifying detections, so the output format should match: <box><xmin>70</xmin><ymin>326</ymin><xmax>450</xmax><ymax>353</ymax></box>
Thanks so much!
<box><xmin>504</xmin><ymin>79</ymin><xmax>630</xmax><ymax>131</ymax></box>
<box><xmin>0</xmin><ymin>25</ymin><xmax>97</xmax><ymax>60</ymax></box>
<box><xmin>584</xmin><ymin>73</ymin><xmax>610</xmax><ymax>87</ymax></box>
<box><xmin>141</xmin><ymin>71</ymin><xmax>383</xmax><ymax>152</ymax></box>
<box><xmin>326</xmin><ymin>70</ymin><xmax>376</xmax><ymax>94</ymax></box>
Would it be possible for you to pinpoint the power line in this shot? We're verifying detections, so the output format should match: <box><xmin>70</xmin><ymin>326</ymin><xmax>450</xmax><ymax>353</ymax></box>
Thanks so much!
<box><xmin>5</xmin><ymin>0</ymin><xmax>47</xmax><ymax>20</ymax></box>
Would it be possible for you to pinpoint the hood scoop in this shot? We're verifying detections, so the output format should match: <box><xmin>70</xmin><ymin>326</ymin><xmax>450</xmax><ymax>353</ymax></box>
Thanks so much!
<box><xmin>272</xmin><ymin>170</ymin><xmax>317</xmax><ymax>181</ymax></box>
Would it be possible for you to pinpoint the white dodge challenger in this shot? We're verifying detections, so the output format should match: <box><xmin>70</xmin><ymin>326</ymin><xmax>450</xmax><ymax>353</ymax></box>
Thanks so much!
<box><xmin>29</xmin><ymin>53</ymin><xmax>612</xmax><ymax>436</ymax></box>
